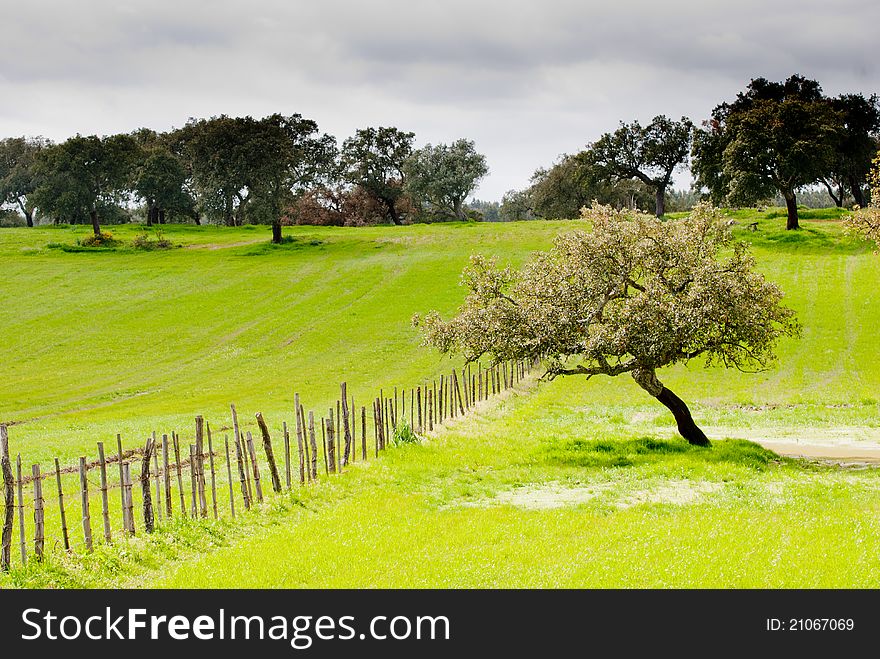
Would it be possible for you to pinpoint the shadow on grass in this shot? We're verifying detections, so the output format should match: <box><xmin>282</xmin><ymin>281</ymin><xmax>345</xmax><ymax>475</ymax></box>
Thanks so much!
<box><xmin>540</xmin><ymin>436</ymin><xmax>780</xmax><ymax>471</ymax></box>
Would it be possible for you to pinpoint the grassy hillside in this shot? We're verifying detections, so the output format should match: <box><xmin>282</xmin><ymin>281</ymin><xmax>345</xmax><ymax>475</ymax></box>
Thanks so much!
<box><xmin>1</xmin><ymin>208</ymin><xmax>879</xmax><ymax>587</ymax></box>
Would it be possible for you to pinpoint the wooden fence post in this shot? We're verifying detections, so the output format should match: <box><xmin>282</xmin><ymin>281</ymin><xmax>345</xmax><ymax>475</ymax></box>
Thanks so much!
<box><xmin>117</xmin><ymin>434</ymin><xmax>128</xmax><ymax>532</ymax></box>
<box><xmin>294</xmin><ymin>394</ymin><xmax>305</xmax><ymax>485</ymax></box>
<box><xmin>321</xmin><ymin>419</ymin><xmax>329</xmax><ymax>475</ymax></box>
<box><xmin>16</xmin><ymin>455</ymin><xmax>25</xmax><ymax>565</ymax></box>
<box><xmin>162</xmin><ymin>434</ymin><xmax>172</xmax><ymax>518</ymax></box>
<box><xmin>194</xmin><ymin>417</ymin><xmax>207</xmax><ymax>517</ymax></box>
<box><xmin>326</xmin><ymin>418</ymin><xmax>337</xmax><ymax>474</ymax></box>
<box><xmin>361</xmin><ymin>406</ymin><xmax>367</xmax><ymax>461</ymax></box>
<box><xmin>141</xmin><ymin>438</ymin><xmax>154</xmax><ymax>533</ymax></box>
<box><xmin>97</xmin><ymin>443</ymin><xmax>111</xmax><ymax>542</ymax></box>
<box><xmin>308</xmin><ymin>412</ymin><xmax>318</xmax><ymax>480</ymax></box>
<box><xmin>417</xmin><ymin>386</ymin><xmax>422</xmax><ymax>433</ymax></box>
<box><xmin>189</xmin><ymin>445</ymin><xmax>197</xmax><ymax>518</ymax></box>
<box><xmin>32</xmin><ymin>464</ymin><xmax>44</xmax><ymax>560</ymax></box>
<box><xmin>283</xmin><ymin>421</ymin><xmax>291</xmax><ymax>490</ymax></box>
<box><xmin>173</xmin><ymin>432</ymin><xmax>186</xmax><ymax>517</ymax></box>
<box><xmin>428</xmin><ymin>389</ymin><xmax>434</xmax><ymax>432</ymax></box>
<box><xmin>79</xmin><ymin>457</ymin><xmax>93</xmax><ymax>550</ymax></box>
<box><xmin>152</xmin><ymin>436</ymin><xmax>162</xmax><ymax>522</ymax></box>
<box><xmin>246</xmin><ymin>432</ymin><xmax>263</xmax><ymax>503</ymax></box>
<box><xmin>207</xmin><ymin>422</ymin><xmax>218</xmax><ymax>519</ymax></box>
<box><xmin>341</xmin><ymin>383</ymin><xmax>352</xmax><ymax>467</ymax></box>
<box><xmin>122</xmin><ymin>462</ymin><xmax>135</xmax><ymax>535</ymax></box>
<box><xmin>0</xmin><ymin>426</ymin><xmax>13</xmax><ymax>571</ymax></box>
<box><xmin>234</xmin><ymin>438</ymin><xmax>250</xmax><ymax>511</ymax></box>
<box><xmin>224</xmin><ymin>435</ymin><xmax>236</xmax><ymax>518</ymax></box>
<box><xmin>255</xmin><ymin>412</ymin><xmax>281</xmax><ymax>494</ymax></box>
<box><xmin>54</xmin><ymin>458</ymin><xmax>70</xmax><ymax>551</ymax></box>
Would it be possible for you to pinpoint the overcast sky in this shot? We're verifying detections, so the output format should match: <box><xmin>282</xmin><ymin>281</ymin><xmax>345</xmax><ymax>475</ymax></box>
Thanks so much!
<box><xmin>1</xmin><ymin>0</ymin><xmax>877</xmax><ymax>201</ymax></box>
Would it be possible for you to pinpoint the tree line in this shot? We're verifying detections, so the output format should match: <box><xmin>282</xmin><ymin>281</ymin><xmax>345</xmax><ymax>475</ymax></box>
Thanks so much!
<box><xmin>0</xmin><ymin>118</ymin><xmax>489</xmax><ymax>241</ymax></box>
<box><xmin>1</xmin><ymin>74</ymin><xmax>877</xmax><ymax>236</ymax></box>
<box><xmin>502</xmin><ymin>74</ymin><xmax>879</xmax><ymax>230</ymax></box>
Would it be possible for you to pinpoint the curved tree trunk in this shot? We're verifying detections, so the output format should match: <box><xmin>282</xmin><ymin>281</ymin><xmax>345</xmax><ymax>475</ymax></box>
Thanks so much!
<box><xmin>783</xmin><ymin>190</ymin><xmax>800</xmax><ymax>230</ymax></box>
<box><xmin>631</xmin><ymin>368</ymin><xmax>710</xmax><ymax>446</ymax></box>
<box><xmin>385</xmin><ymin>198</ymin><xmax>402</xmax><ymax>226</ymax></box>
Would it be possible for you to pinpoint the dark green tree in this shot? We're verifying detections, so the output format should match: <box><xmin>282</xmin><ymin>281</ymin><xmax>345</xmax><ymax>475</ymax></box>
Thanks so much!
<box><xmin>131</xmin><ymin>129</ymin><xmax>197</xmax><ymax>225</ymax></box>
<box><xmin>820</xmin><ymin>94</ymin><xmax>880</xmax><ymax>207</ymax></box>
<box><xmin>403</xmin><ymin>139</ymin><xmax>488</xmax><ymax>221</ymax></box>
<box><xmin>0</xmin><ymin>136</ymin><xmax>50</xmax><ymax>227</ymax></box>
<box><xmin>341</xmin><ymin>126</ymin><xmax>415</xmax><ymax>225</ymax></box>
<box><xmin>692</xmin><ymin>75</ymin><xmax>843</xmax><ymax>230</ymax></box>
<box><xmin>32</xmin><ymin>134</ymin><xmax>138</xmax><ymax>235</ymax></box>
<box><xmin>588</xmin><ymin>115</ymin><xmax>693</xmax><ymax>217</ymax></box>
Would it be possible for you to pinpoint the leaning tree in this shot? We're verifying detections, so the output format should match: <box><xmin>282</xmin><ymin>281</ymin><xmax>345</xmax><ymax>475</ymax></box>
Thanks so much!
<box><xmin>414</xmin><ymin>203</ymin><xmax>799</xmax><ymax>446</ymax></box>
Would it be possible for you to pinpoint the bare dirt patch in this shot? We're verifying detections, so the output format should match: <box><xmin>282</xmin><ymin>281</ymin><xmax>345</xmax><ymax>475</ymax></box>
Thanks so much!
<box><xmin>465</xmin><ymin>479</ymin><xmax>722</xmax><ymax>510</ymax></box>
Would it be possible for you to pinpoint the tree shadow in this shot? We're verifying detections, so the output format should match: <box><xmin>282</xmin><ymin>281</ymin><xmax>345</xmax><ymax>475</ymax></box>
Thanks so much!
<box><xmin>539</xmin><ymin>436</ymin><xmax>780</xmax><ymax>471</ymax></box>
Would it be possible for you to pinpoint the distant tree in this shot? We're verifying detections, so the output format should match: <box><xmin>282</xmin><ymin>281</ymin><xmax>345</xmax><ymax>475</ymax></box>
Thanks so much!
<box><xmin>692</xmin><ymin>75</ymin><xmax>842</xmax><ymax>230</ymax></box>
<box><xmin>403</xmin><ymin>139</ymin><xmax>488</xmax><ymax>221</ymax></box>
<box><xmin>131</xmin><ymin>129</ymin><xmax>197</xmax><ymax>226</ymax></box>
<box><xmin>588</xmin><ymin>115</ymin><xmax>693</xmax><ymax>217</ymax></box>
<box><xmin>32</xmin><ymin>134</ymin><xmax>138</xmax><ymax>236</ymax></box>
<box><xmin>819</xmin><ymin>94</ymin><xmax>880</xmax><ymax>207</ymax></box>
<box><xmin>0</xmin><ymin>136</ymin><xmax>49</xmax><ymax>227</ymax></box>
<box><xmin>179</xmin><ymin>114</ymin><xmax>336</xmax><ymax>240</ymax></box>
<box><xmin>499</xmin><ymin>188</ymin><xmax>535</xmax><ymax>221</ymax></box>
<box><xmin>341</xmin><ymin>126</ymin><xmax>415</xmax><ymax>225</ymax></box>
<box><xmin>529</xmin><ymin>151</ymin><xmax>654</xmax><ymax>218</ymax></box>
<box><xmin>414</xmin><ymin>203</ymin><xmax>799</xmax><ymax>446</ymax></box>
<box><xmin>468</xmin><ymin>199</ymin><xmax>500</xmax><ymax>222</ymax></box>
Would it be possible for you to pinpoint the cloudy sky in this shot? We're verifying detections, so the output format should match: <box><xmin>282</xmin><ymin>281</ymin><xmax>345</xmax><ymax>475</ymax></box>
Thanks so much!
<box><xmin>1</xmin><ymin>0</ymin><xmax>877</xmax><ymax>201</ymax></box>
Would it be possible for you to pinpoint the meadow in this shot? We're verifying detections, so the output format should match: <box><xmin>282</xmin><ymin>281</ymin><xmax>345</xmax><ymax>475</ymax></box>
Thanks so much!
<box><xmin>1</xmin><ymin>207</ymin><xmax>879</xmax><ymax>587</ymax></box>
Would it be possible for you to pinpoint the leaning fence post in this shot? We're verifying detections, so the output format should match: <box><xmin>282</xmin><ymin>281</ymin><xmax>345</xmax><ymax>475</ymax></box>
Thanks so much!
<box><xmin>246</xmin><ymin>432</ymin><xmax>263</xmax><ymax>502</ymax></box>
<box><xmin>0</xmin><ymin>425</ymin><xmax>13</xmax><ymax>570</ymax></box>
<box><xmin>54</xmin><ymin>458</ymin><xmax>70</xmax><ymax>552</ymax></box>
<box><xmin>255</xmin><ymin>412</ymin><xmax>281</xmax><ymax>494</ymax></box>
<box><xmin>79</xmin><ymin>457</ymin><xmax>93</xmax><ymax>550</ymax></box>
<box><xmin>162</xmin><ymin>434</ymin><xmax>172</xmax><ymax>519</ymax></box>
<box><xmin>283</xmin><ymin>421</ymin><xmax>291</xmax><ymax>490</ymax></box>
<box><xmin>234</xmin><ymin>437</ymin><xmax>250</xmax><ymax>511</ymax></box>
<box><xmin>294</xmin><ymin>394</ymin><xmax>305</xmax><ymax>485</ymax></box>
<box><xmin>194</xmin><ymin>416</ymin><xmax>207</xmax><ymax>517</ymax></box>
<box><xmin>172</xmin><ymin>432</ymin><xmax>186</xmax><ymax>517</ymax></box>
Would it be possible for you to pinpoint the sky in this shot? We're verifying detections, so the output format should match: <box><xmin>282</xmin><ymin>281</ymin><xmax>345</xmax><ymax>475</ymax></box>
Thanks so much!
<box><xmin>1</xmin><ymin>0</ymin><xmax>877</xmax><ymax>201</ymax></box>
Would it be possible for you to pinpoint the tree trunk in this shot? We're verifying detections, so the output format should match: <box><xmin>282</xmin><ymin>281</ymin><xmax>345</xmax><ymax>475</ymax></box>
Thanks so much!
<box><xmin>783</xmin><ymin>190</ymin><xmax>800</xmax><ymax>230</ymax></box>
<box><xmin>454</xmin><ymin>198</ymin><xmax>465</xmax><ymax>222</ymax></box>
<box><xmin>146</xmin><ymin>203</ymin><xmax>155</xmax><ymax>226</ymax></box>
<box><xmin>849</xmin><ymin>177</ymin><xmax>866</xmax><ymax>208</ymax></box>
<box><xmin>631</xmin><ymin>368</ymin><xmax>710</xmax><ymax>446</ymax></box>
<box><xmin>820</xmin><ymin>179</ymin><xmax>842</xmax><ymax>207</ymax></box>
<box><xmin>89</xmin><ymin>209</ymin><xmax>101</xmax><ymax>236</ymax></box>
<box><xmin>272</xmin><ymin>220</ymin><xmax>283</xmax><ymax>244</ymax></box>
<box><xmin>24</xmin><ymin>209</ymin><xmax>33</xmax><ymax>228</ymax></box>
<box><xmin>654</xmin><ymin>185</ymin><xmax>666</xmax><ymax>218</ymax></box>
<box><xmin>386</xmin><ymin>198</ymin><xmax>402</xmax><ymax>226</ymax></box>
<box><xmin>158</xmin><ymin>209</ymin><xmax>165</xmax><ymax>224</ymax></box>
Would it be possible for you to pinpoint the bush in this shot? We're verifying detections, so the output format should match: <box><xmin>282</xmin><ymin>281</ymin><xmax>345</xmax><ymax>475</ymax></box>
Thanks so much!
<box><xmin>76</xmin><ymin>231</ymin><xmax>119</xmax><ymax>247</ymax></box>
<box><xmin>131</xmin><ymin>229</ymin><xmax>174</xmax><ymax>250</ymax></box>
<box><xmin>389</xmin><ymin>419</ymin><xmax>422</xmax><ymax>447</ymax></box>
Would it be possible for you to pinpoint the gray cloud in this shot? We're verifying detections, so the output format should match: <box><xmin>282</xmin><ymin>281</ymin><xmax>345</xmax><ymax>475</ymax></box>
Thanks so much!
<box><xmin>0</xmin><ymin>0</ymin><xmax>877</xmax><ymax>200</ymax></box>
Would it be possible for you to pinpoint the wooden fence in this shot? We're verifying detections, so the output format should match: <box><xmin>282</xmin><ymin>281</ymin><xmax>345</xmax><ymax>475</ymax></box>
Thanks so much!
<box><xmin>0</xmin><ymin>358</ymin><xmax>537</xmax><ymax>571</ymax></box>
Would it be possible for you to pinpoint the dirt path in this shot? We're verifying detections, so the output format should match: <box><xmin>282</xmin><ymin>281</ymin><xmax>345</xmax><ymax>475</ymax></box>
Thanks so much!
<box><xmin>756</xmin><ymin>440</ymin><xmax>880</xmax><ymax>465</ymax></box>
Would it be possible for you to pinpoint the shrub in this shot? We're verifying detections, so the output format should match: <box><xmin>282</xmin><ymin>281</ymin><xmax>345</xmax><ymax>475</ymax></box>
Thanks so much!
<box><xmin>390</xmin><ymin>419</ymin><xmax>421</xmax><ymax>447</ymax></box>
<box><xmin>76</xmin><ymin>231</ymin><xmax>119</xmax><ymax>247</ymax></box>
<box><xmin>131</xmin><ymin>228</ymin><xmax>173</xmax><ymax>250</ymax></box>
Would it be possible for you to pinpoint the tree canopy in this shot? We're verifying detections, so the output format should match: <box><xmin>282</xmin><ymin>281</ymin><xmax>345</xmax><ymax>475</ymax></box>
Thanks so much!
<box><xmin>0</xmin><ymin>136</ymin><xmax>49</xmax><ymax>227</ymax></box>
<box><xmin>588</xmin><ymin>115</ymin><xmax>693</xmax><ymax>218</ymax></box>
<box><xmin>415</xmin><ymin>202</ymin><xmax>799</xmax><ymax>445</ymax></box>
<box><xmin>340</xmin><ymin>126</ymin><xmax>415</xmax><ymax>225</ymax></box>
<box><xmin>403</xmin><ymin>139</ymin><xmax>488</xmax><ymax>221</ymax></box>
<box><xmin>32</xmin><ymin>134</ymin><xmax>138</xmax><ymax>236</ymax></box>
<box><xmin>692</xmin><ymin>75</ymin><xmax>845</xmax><ymax>230</ymax></box>
<box><xmin>846</xmin><ymin>151</ymin><xmax>880</xmax><ymax>249</ymax></box>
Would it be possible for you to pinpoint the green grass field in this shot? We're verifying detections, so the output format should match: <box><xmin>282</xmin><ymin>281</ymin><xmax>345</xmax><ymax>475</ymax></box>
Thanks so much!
<box><xmin>1</xmin><ymin>207</ymin><xmax>879</xmax><ymax>588</ymax></box>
